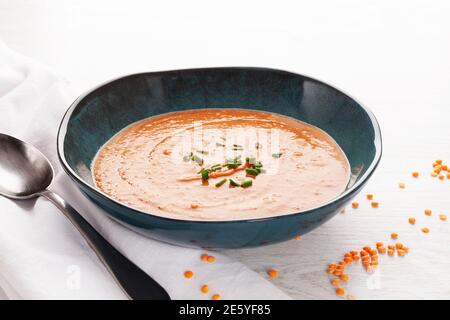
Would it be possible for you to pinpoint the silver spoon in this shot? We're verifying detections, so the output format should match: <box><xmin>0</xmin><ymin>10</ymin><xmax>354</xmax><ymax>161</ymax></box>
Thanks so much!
<box><xmin>0</xmin><ymin>133</ymin><xmax>170</xmax><ymax>300</ymax></box>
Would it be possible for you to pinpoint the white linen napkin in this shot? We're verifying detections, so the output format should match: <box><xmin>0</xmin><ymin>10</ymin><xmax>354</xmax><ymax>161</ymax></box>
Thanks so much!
<box><xmin>0</xmin><ymin>41</ymin><xmax>291</xmax><ymax>300</ymax></box>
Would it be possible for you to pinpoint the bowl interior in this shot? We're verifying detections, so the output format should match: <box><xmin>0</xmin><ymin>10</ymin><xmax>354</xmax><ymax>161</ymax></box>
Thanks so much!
<box><xmin>61</xmin><ymin>68</ymin><xmax>380</xmax><ymax>195</ymax></box>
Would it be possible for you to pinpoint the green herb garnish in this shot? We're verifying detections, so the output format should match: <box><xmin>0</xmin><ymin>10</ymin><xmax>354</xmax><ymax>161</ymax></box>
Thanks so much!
<box><xmin>253</xmin><ymin>161</ymin><xmax>263</xmax><ymax>168</ymax></box>
<box><xmin>225</xmin><ymin>156</ymin><xmax>242</xmax><ymax>169</ymax></box>
<box><xmin>199</xmin><ymin>168</ymin><xmax>209</xmax><ymax>181</ymax></box>
<box><xmin>245</xmin><ymin>168</ymin><xmax>260</xmax><ymax>176</ymax></box>
<box><xmin>240</xmin><ymin>180</ymin><xmax>253</xmax><ymax>188</ymax></box>
<box><xmin>215</xmin><ymin>178</ymin><xmax>227</xmax><ymax>188</ymax></box>
<box><xmin>272</xmin><ymin>153</ymin><xmax>283</xmax><ymax>158</ymax></box>
<box><xmin>192</xmin><ymin>154</ymin><xmax>204</xmax><ymax>165</ymax></box>
<box><xmin>210</xmin><ymin>164</ymin><xmax>222</xmax><ymax>172</ymax></box>
<box><xmin>229</xmin><ymin>179</ymin><xmax>240</xmax><ymax>187</ymax></box>
<box><xmin>255</xmin><ymin>142</ymin><xmax>262</xmax><ymax>150</ymax></box>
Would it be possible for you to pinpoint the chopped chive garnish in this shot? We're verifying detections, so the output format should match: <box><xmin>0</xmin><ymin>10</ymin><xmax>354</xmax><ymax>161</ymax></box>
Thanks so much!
<box><xmin>216</xmin><ymin>142</ymin><xmax>226</xmax><ymax>147</ymax></box>
<box><xmin>210</xmin><ymin>164</ymin><xmax>222</xmax><ymax>172</ymax></box>
<box><xmin>240</xmin><ymin>180</ymin><xmax>253</xmax><ymax>188</ymax></box>
<box><xmin>196</xmin><ymin>150</ymin><xmax>209</xmax><ymax>155</ymax></box>
<box><xmin>255</xmin><ymin>142</ymin><xmax>262</xmax><ymax>150</ymax></box>
<box><xmin>225</xmin><ymin>157</ymin><xmax>242</xmax><ymax>169</ymax></box>
<box><xmin>199</xmin><ymin>168</ymin><xmax>209</xmax><ymax>181</ymax></box>
<box><xmin>192</xmin><ymin>155</ymin><xmax>204</xmax><ymax>165</ymax></box>
<box><xmin>229</xmin><ymin>179</ymin><xmax>240</xmax><ymax>187</ymax></box>
<box><xmin>272</xmin><ymin>153</ymin><xmax>283</xmax><ymax>158</ymax></box>
<box><xmin>254</xmin><ymin>161</ymin><xmax>263</xmax><ymax>168</ymax></box>
<box><xmin>245</xmin><ymin>168</ymin><xmax>259</xmax><ymax>176</ymax></box>
<box><xmin>215</xmin><ymin>178</ymin><xmax>227</xmax><ymax>188</ymax></box>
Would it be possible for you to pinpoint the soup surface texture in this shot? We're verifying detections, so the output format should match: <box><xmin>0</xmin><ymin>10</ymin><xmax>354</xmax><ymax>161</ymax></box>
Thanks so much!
<box><xmin>93</xmin><ymin>109</ymin><xmax>350</xmax><ymax>220</ymax></box>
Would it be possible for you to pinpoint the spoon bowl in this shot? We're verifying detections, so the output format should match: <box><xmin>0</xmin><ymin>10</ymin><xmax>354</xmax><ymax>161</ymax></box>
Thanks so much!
<box><xmin>0</xmin><ymin>135</ymin><xmax>53</xmax><ymax>199</ymax></box>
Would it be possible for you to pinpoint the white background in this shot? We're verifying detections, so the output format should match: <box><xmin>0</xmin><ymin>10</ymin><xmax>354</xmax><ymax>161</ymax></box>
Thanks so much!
<box><xmin>1</xmin><ymin>0</ymin><xmax>450</xmax><ymax>299</ymax></box>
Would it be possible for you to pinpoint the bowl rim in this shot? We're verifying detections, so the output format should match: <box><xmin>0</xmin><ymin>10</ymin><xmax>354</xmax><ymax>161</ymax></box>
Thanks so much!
<box><xmin>57</xmin><ymin>66</ymin><xmax>382</xmax><ymax>224</ymax></box>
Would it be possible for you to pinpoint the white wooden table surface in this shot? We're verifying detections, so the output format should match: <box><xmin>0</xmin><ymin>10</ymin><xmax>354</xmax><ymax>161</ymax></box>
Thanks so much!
<box><xmin>1</xmin><ymin>0</ymin><xmax>449</xmax><ymax>299</ymax></box>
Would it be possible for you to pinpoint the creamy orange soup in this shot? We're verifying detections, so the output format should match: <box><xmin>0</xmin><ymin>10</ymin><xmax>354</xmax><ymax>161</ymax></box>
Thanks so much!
<box><xmin>92</xmin><ymin>109</ymin><xmax>350</xmax><ymax>220</ymax></box>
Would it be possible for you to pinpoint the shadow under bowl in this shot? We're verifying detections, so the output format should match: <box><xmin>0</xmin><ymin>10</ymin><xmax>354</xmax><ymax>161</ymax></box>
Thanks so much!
<box><xmin>57</xmin><ymin>67</ymin><xmax>382</xmax><ymax>249</ymax></box>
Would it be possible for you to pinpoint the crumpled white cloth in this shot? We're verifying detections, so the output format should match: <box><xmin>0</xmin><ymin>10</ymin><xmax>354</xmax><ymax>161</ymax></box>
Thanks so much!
<box><xmin>0</xmin><ymin>41</ymin><xmax>291</xmax><ymax>300</ymax></box>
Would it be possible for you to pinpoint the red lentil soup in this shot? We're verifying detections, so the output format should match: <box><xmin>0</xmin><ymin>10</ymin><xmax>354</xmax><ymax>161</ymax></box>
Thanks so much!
<box><xmin>92</xmin><ymin>109</ymin><xmax>350</xmax><ymax>220</ymax></box>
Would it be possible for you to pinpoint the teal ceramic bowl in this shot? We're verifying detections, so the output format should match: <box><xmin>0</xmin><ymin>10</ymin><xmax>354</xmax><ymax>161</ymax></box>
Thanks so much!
<box><xmin>57</xmin><ymin>67</ymin><xmax>381</xmax><ymax>249</ymax></box>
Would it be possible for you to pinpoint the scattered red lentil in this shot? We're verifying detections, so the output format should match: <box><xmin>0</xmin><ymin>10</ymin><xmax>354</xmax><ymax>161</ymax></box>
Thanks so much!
<box><xmin>424</xmin><ymin>209</ymin><xmax>432</xmax><ymax>216</ymax></box>
<box><xmin>436</xmin><ymin>159</ymin><xmax>443</xmax><ymax>165</ymax></box>
<box><xmin>184</xmin><ymin>270</ymin><xmax>194</xmax><ymax>279</ymax></box>
<box><xmin>211</xmin><ymin>294</ymin><xmax>221</xmax><ymax>300</ymax></box>
<box><xmin>366</xmin><ymin>194</ymin><xmax>374</xmax><ymax>200</ymax></box>
<box><xmin>339</xmin><ymin>274</ymin><xmax>349</xmax><ymax>282</ymax></box>
<box><xmin>439</xmin><ymin>214</ymin><xmax>447</xmax><ymax>221</ymax></box>
<box><xmin>421</xmin><ymin>227</ymin><xmax>430</xmax><ymax>233</ymax></box>
<box><xmin>267</xmin><ymin>269</ymin><xmax>279</xmax><ymax>278</ymax></box>
<box><xmin>408</xmin><ymin>217</ymin><xmax>416</xmax><ymax>224</ymax></box>
<box><xmin>206</xmin><ymin>255</ymin><xmax>216</xmax><ymax>263</ymax></box>
<box><xmin>371</xmin><ymin>201</ymin><xmax>379</xmax><ymax>208</ymax></box>
<box><xmin>294</xmin><ymin>235</ymin><xmax>302</xmax><ymax>240</ymax></box>
<box><xmin>331</xmin><ymin>279</ymin><xmax>340</xmax><ymax>287</ymax></box>
<box><xmin>201</xmin><ymin>254</ymin><xmax>209</xmax><ymax>262</ymax></box>
<box><xmin>190</xmin><ymin>203</ymin><xmax>199</xmax><ymax>209</ymax></box>
<box><xmin>399</xmin><ymin>182</ymin><xmax>406</xmax><ymax>189</ymax></box>
<box><xmin>391</xmin><ymin>233</ymin><xmax>398</xmax><ymax>240</ymax></box>
<box><xmin>201</xmin><ymin>285</ymin><xmax>209</xmax><ymax>294</ymax></box>
<box><xmin>439</xmin><ymin>175</ymin><xmax>445</xmax><ymax>180</ymax></box>
<box><xmin>351</xmin><ymin>202</ymin><xmax>359</xmax><ymax>209</ymax></box>
<box><xmin>336</xmin><ymin>288</ymin><xmax>345</xmax><ymax>296</ymax></box>
<box><xmin>378</xmin><ymin>247</ymin><xmax>386</xmax><ymax>254</ymax></box>
<box><xmin>388</xmin><ymin>249</ymin><xmax>395</xmax><ymax>256</ymax></box>
<box><xmin>412</xmin><ymin>171</ymin><xmax>419</xmax><ymax>178</ymax></box>
<box><xmin>162</xmin><ymin>149</ymin><xmax>172</xmax><ymax>155</ymax></box>
<box><xmin>344</xmin><ymin>257</ymin><xmax>353</xmax><ymax>264</ymax></box>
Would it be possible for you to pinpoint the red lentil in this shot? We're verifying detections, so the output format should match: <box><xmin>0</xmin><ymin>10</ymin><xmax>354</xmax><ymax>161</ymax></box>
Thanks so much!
<box><xmin>267</xmin><ymin>269</ymin><xmax>279</xmax><ymax>278</ymax></box>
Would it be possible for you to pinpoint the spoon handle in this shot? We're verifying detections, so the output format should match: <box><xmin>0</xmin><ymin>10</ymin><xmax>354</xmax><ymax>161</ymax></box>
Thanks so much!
<box><xmin>40</xmin><ymin>189</ymin><xmax>170</xmax><ymax>300</ymax></box>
